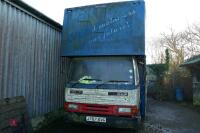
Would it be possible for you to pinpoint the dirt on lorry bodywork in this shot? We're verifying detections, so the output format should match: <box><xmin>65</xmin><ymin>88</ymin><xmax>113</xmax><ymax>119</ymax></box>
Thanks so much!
<box><xmin>36</xmin><ymin>98</ymin><xmax>200</xmax><ymax>133</ymax></box>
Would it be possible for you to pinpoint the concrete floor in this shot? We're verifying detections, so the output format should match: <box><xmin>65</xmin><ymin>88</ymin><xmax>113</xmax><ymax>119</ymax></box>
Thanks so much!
<box><xmin>36</xmin><ymin>98</ymin><xmax>200</xmax><ymax>133</ymax></box>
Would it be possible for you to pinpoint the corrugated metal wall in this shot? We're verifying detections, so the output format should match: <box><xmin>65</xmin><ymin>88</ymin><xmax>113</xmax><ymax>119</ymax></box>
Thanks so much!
<box><xmin>0</xmin><ymin>0</ymin><xmax>68</xmax><ymax>117</ymax></box>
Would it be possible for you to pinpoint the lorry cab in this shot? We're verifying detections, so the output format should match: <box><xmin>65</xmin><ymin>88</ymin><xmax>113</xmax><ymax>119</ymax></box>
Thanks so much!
<box><xmin>64</xmin><ymin>56</ymin><xmax>141</xmax><ymax>128</ymax></box>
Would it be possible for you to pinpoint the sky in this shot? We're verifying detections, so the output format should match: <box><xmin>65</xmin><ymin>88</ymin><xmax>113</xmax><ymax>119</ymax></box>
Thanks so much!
<box><xmin>22</xmin><ymin>0</ymin><xmax>200</xmax><ymax>63</ymax></box>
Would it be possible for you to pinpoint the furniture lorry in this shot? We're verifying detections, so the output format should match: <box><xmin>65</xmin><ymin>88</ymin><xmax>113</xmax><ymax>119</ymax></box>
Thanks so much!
<box><xmin>61</xmin><ymin>0</ymin><xmax>146</xmax><ymax>129</ymax></box>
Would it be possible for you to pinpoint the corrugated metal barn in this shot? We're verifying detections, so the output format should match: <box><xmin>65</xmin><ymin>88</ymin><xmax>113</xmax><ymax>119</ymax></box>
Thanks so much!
<box><xmin>0</xmin><ymin>0</ymin><xmax>68</xmax><ymax>117</ymax></box>
<box><xmin>181</xmin><ymin>55</ymin><xmax>200</xmax><ymax>105</ymax></box>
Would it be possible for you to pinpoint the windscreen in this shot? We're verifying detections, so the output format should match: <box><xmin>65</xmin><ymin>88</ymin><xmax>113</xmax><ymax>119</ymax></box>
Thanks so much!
<box><xmin>68</xmin><ymin>57</ymin><xmax>134</xmax><ymax>84</ymax></box>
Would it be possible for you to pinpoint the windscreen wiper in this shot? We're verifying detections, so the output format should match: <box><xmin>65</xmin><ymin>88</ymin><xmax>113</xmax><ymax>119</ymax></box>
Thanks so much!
<box><xmin>81</xmin><ymin>78</ymin><xmax>102</xmax><ymax>81</ymax></box>
<box><xmin>96</xmin><ymin>80</ymin><xmax>129</xmax><ymax>89</ymax></box>
<box><xmin>106</xmin><ymin>80</ymin><xmax>130</xmax><ymax>83</ymax></box>
<box><xmin>71</xmin><ymin>79</ymin><xmax>102</xmax><ymax>88</ymax></box>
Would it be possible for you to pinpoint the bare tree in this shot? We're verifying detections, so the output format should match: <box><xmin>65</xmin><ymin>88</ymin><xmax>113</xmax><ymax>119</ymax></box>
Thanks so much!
<box><xmin>149</xmin><ymin>23</ymin><xmax>200</xmax><ymax>67</ymax></box>
<box><xmin>160</xmin><ymin>29</ymin><xmax>186</xmax><ymax>71</ymax></box>
<box><xmin>181</xmin><ymin>22</ymin><xmax>200</xmax><ymax>57</ymax></box>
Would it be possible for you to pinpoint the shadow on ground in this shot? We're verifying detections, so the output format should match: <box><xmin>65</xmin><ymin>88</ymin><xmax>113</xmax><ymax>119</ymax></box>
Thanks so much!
<box><xmin>35</xmin><ymin>118</ymin><xmax>140</xmax><ymax>133</ymax></box>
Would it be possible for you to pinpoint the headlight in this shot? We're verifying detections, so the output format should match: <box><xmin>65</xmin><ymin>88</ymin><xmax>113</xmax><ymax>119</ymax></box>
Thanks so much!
<box><xmin>118</xmin><ymin>107</ymin><xmax>131</xmax><ymax>113</ymax></box>
<box><xmin>68</xmin><ymin>104</ymin><xmax>78</xmax><ymax>110</ymax></box>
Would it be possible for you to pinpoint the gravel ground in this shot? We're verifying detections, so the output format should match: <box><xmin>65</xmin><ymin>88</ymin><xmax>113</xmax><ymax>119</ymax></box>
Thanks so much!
<box><xmin>146</xmin><ymin>98</ymin><xmax>200</xmax><ymax>133</ymax></box>
<box><xmin>36</xmin><ymin>98</ymin><xmax>200</xmax><ymax>133</ymax></box>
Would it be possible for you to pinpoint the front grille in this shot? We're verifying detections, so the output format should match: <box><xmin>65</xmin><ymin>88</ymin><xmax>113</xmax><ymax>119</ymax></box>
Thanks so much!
<box><xmin>81</xmin><ymin>104</ymin><xmax>116</xmax><ymax>115</ymax></box>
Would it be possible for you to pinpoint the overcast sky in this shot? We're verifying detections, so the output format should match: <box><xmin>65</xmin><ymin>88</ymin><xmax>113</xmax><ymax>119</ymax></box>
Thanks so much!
<box><xmin>22</xmin><ymin>0</ymin><xmax>200</xmax><ymax>63</ymax></box>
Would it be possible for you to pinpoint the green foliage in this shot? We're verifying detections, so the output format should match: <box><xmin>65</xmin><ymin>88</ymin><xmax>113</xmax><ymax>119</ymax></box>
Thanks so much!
<box><xmin>149</xmin><ymin>49</ymin><xmax>170</xmax><ymax>78</ymax></box>
<box><xmin>149</xmin><ymin>64</ymin><xmax>167</xmax><ymax>78</ymax></box>
<box><xmin>165</xmin><ymin>49</ymin><xmax>170</xmax><ymax>70</ymax></box>
<box><xmin>35</xmin><ymin>108</ymin><xmax>66</xmax><ymax>131</ymax></box>
<box><xmin>148</xmin><ymin>60</ymin><xmax>169</xmax><ymax>100</ymax></box>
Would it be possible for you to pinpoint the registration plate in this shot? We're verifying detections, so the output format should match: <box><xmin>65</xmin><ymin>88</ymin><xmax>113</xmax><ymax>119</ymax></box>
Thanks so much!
<box><xmin>86</xmin><ymin>116</ymin><xmax>106</xmax><ymax>123</ymax></box>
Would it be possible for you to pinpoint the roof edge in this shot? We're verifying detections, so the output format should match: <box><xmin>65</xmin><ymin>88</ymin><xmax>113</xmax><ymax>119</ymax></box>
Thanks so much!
<box><xmin>65</xmin><ymin>0</ymin><xmax>144</xmax><ymax>10</ymax></box>
<box><xmin>3</xmin><ymin>0</ymin><xmax>62</xmax><ymax>30</ymax></box>
<box><xmin>180</xmin><ymin>54</ymin><xmax>200</xmax><ymax>67</ymax></box>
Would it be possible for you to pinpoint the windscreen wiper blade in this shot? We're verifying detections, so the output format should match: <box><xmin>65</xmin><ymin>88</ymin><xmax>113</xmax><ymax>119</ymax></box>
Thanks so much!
<box><xmin>81</xmin><ymin>78</ymin><xmax>102</xmax><ymax>81</ymax></box>
<box><xmin>71</xmin><ymin>79</ymin><xmax>102</xmax><ymax>87</ymax></box>
<box><xmin>107</xmin><ymin>80</ymin><xmax>130</xmax><ymax>83</ymax></box>
<box><xmin>96</xmin><ymin>80</ymin><xmax>129</xmax><ymax>88</ymax></box>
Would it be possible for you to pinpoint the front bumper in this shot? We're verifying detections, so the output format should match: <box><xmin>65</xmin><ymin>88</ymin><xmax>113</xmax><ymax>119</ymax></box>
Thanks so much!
<box><xmin>64</xmin><ymin>112</ymin><xmax>138</xmax><ymax>129</ymax></box>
